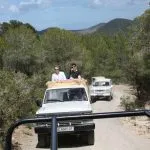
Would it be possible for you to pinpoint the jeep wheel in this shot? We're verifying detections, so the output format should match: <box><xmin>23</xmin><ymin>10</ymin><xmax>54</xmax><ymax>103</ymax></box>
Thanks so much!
<box><xmin>37</xmin><ymin>134</ymin><xmax>50</xmax><ymax>148</ymax></box>
<box><xmin>87</xmin><ymin>131</ymin><xmax>95</xmax><ymax>145</ymax></box>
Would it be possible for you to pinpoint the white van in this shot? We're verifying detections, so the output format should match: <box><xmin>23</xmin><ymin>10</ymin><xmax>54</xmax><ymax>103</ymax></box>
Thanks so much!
<box><xmin>90</xmin><ymin>76</ymin><xmax>113</xmax><ymax>101</ymax></box>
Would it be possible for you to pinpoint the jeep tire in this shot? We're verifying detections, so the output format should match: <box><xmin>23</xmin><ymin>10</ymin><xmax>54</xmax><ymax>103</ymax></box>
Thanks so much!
<box><xmin>37</xmin><ymin>134</ymin><xmax>50</xmax><ymax>148</ymax></box>
<box><xmin>87</xmin><ymin>131</ymin><xmax>95</xmax><ymax>145</ymax></box>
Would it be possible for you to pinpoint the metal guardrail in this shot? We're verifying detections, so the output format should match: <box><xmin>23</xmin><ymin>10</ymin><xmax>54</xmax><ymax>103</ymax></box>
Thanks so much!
<box><xmin>5</xmin><ymin>110</ymin><xmax>150</xmax><ymax>150</ymax></box>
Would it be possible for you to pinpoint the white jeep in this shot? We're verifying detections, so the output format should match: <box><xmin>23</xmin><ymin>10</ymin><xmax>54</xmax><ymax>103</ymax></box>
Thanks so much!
<box><xmin>34</xmin><ymin>79</ymin><xmax>95</xmax><ymax>147</ymax></box>
<box><xmin>90</xmin><ymin>76</ymin><xmax>113</xmax><ymax>101</ymax></box>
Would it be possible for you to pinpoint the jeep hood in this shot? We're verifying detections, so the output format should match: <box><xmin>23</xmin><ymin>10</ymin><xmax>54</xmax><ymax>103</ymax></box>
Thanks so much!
<box><xmin>36</xmin><ymin>101</ymin><xmax>92</xmax><ymax>115</ymax></box>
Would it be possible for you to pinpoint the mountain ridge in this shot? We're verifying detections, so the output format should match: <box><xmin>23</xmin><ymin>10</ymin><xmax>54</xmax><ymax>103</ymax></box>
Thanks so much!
<box><xmin>38</xmin><ymin>18</ymin><xmax>133</xmax><ymax>35</ymax></box>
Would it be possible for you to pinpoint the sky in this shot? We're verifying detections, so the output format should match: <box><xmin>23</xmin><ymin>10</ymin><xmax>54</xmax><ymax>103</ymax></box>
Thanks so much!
<box><xmin>0</xmin><ymin>0</ymin><xmax>149</xmax><ymax>31</ymax></box>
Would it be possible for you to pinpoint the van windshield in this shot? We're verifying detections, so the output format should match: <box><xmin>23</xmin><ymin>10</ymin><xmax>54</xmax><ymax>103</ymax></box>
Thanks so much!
<box><xmin>44</xmin><ymin>88</ymin><xmax>88</xmax><ymax>103</ymax></box>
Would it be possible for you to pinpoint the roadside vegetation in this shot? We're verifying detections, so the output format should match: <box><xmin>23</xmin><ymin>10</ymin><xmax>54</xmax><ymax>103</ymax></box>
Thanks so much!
<box><xmin>0</xmin><ymin>9</ymin><xmax>149</xmax><ymax>147</ymax></box>
<box><xmin>121</xmin><ymin>9</ymin><xmax>150</xmax><ymax>110</ymax></box>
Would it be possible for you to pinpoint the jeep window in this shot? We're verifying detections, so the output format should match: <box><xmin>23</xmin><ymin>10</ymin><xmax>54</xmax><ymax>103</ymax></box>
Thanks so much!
<box><xmin>44</xmin><ymin>88</ymin><xmax>88</xmax><ymax>103</ymax></box>
<box><xmin>93</xmin><ymin>81</ymin><xmax>110</xmax><ymax>86</ymax></box>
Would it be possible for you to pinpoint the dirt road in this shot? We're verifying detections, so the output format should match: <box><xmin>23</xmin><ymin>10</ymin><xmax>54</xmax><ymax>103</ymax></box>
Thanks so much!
<box><xmin>14</xmin><ymin>85</ymin><xmax>150</xmax><ymax>150</ymax></box>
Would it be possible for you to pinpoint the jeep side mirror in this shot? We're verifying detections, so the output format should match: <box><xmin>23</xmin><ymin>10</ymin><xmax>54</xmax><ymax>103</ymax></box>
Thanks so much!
<box><xmin>36</xmin><ymin>100</ymin><xmax>42</xmax><ymax>107</ymax></box>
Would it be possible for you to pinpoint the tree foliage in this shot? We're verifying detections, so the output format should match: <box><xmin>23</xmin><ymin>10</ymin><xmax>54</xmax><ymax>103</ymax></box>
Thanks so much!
<box><xmin>1</xmin><ymin>20</ymin><xmax>36</xmax><ymax>34</ymax></box>
<box><xmin>3</xmin><ymin>26</ymin><xmax>40</xmax><ymax>76</ymax></box>
<box><xmin>0</xmin><ymin>71</ymin><xmax>37</xmax><ymax>141</ymax></box>
<box><xmin>126</xmin><ymin>9</ymin><xmax>150</xmax><ymax>106</ymax></box>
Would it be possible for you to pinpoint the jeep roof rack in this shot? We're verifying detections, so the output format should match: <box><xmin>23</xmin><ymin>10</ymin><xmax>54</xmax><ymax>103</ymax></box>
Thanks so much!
<box><xmin>46</xmin><ymin>79</ymin><xmax>88</xmax><ymax>88</ymax></box>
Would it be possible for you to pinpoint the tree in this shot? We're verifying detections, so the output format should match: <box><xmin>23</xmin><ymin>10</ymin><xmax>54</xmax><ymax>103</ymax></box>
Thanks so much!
<box><xmin>0</xmin><ymin>71</ymin><xmax>37</xmax><ymax>143</ymax></box>
<box><xmin>1</xmin><ymin>20</ymin><xmax>36</xmax><ymax>34</ymax></box>
<box><xmin>3</xmin><ymin>26</ymin><xmax>40</xmax><ymax>76</ymax></box>
<box><xmin>0</xmin><ymin>37</ymin><xmax>7</xmax><ymax>69</ymax></box>
<box><xmin>126</xmin><ymin>9</ymin><xmax>150</xmax><ymax>107</ymax></box>
<box><xmin>39</xmin><ymin>28</ymin><xmax>85</xmax><ymax>74</ymax></box>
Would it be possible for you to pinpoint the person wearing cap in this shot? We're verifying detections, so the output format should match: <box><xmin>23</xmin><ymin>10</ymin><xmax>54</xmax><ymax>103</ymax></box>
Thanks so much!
<box><xmin>51</xmin><ymin>66</ymin><xmax>66</xmax><ymax>81</ymax></box>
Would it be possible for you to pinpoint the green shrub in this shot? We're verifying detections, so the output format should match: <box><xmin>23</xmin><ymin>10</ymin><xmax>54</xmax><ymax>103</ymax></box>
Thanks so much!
<box><xmin>120</xmin><ymin>95</ymin><xmax>136</xmax><ymax>111</ymax></box>
<box><xmin>0</xmin><ymin>70</ymin><xmax>40</xmax><ymax>144</ymax></box>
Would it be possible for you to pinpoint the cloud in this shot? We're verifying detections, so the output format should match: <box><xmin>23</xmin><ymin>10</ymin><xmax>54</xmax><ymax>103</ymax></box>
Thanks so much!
<box><xmin>92</xmin><ymin>0</ymin><xmax>103</xmax><ymax>5</ymax></box>
<box><xmin>127</xmin><ymin>0</ymin><xmax>150</xmax><ymax>5</ymax></box>
<box><xmin>90</xmin><ymin>0</ymin><xmax>149</xmax><ymax>8</ymax></box>
<box><xmin>0</xmin><ymin>1</ymin><xmax>7</xmax><ymax>9</ymax></box>
<box><xmin>19</xmin><ymin>0</ymin><xmax>51</xmax><ymax>11</ymax></box>
<box><xmin>6</xmin><ymin>0</ymin><xmax>51</xmax><ymax>13</ymax></box>
<box><xmin>9</xmin><ymin>5</ymin><xmax>19</xmax><ymax>13</ymax></box>
<box><xmin>1</xmin><ymin>0</ymin><xmax>149</xmax><ymax>13</ymax></box>
<box><xmin>0</xmin><ymin>1</ymin><xmax>10</xmax><ymax>14</ymax></box>
<box><xmin>90</xmin><ymin>0</ymin><xmax>125</xmax><ymax>8</ymax></box>
<box><xmin>0</xmin><ymin>5</ymin><xmax>4</xmax><ymax>9</ymax></box>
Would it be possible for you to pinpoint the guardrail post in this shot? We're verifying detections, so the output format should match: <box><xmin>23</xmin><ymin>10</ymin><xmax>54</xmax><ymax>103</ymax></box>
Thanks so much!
<box><xmin>51</xmin><ymin>116</ymin><xmax>57</xmax><ymax>150</ymax></box>
<box><xmin>5</xmin><ymin>124</ymin><xmax>15</xmax><ymax>150</ymax></box>
<box><xmin>145</xmin><ymin>110</ymin><xmax>150</xmax><ymax>117</ymax></box>
<box><xmin>5</xmin><ymin>132</ymin><xmax>12</xmax><ymax>150</ymax></box>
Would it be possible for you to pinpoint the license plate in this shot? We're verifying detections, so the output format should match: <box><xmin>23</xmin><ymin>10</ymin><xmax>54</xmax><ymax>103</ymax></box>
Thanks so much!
<box><xmin>95</xmin><ymin>91</ymin><xmax>103</xmax><ymax>94</ymax></box>
<box><xmin>57</xmin><ymin>126</ymin><xmax>74</xmax><ymax>132</ymax></box>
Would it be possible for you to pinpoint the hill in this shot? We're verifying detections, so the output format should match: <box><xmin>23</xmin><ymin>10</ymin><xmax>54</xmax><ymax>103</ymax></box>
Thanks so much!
<box><xmin>97</xmin><ymin>18</ymin><xmax>132</xmax><ymax>35</ymax></box>
<box><xmin>70</xmin><ymin>23</ymin><xmax>106</xmax><ymax>34</ymax></box>
<box><xmin>38</xmin><ymin>18</ymin><xmax>133</xmax><ymax>35</ymax></box>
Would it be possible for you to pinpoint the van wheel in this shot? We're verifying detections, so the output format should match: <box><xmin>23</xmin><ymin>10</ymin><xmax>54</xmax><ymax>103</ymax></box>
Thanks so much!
<box><xmin>111</xmin><ymin>95</ymin><xmax>113</xmax><ymax>100</ymax></box>
<box><xmin>107</xmin><ymin>96</ymin><xmax>112</xmax><ymax>101</ymax></box>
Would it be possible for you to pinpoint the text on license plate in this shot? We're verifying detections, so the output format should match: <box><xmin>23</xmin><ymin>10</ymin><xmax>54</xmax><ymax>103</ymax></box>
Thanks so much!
<box><xmin>57</xmin><ymin>126</ymin><xmax>74</xmax><ymax>132</ymax></box>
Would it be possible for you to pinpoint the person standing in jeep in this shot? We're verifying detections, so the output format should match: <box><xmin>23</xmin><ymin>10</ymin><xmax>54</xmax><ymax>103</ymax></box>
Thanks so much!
<box><xmin>69</xmin><ymin>63</ymin><xmax>81</xmax><ymax>79</ymax></box>
<box><xmin>51</xmin><ymin>66</ymin><xmax>66</xmax><ymax>81</ymax></box>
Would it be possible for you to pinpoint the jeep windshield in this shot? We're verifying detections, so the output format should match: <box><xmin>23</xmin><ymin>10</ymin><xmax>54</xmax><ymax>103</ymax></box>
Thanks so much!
<box><xmin>93</xmin><ymin>81</ymin><xmax>110</xmax><ymax>86</ymax></box>
<box><xmin>44</xmin><ymin>88</ymin><xmax>88</xmax><ymax>103</ymax></box>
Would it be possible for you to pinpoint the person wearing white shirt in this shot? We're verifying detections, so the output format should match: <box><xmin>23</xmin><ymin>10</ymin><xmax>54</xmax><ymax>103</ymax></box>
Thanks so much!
<box><xmin>51</xmin><ymin>66</ymin><xmax>66</xmax><ymax>81</ymax></box>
